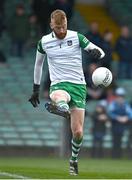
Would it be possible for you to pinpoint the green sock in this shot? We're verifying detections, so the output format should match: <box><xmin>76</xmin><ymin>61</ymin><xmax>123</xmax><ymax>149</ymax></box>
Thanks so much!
<box><xmin>70</xmin><ymin>137</ymin><xmax>83</xmax><ymax>162</ymax></box>
<box><xmin>57</xmin><ymin>101</ymin><xmax>69</xmax><ymax>110</ymax></box>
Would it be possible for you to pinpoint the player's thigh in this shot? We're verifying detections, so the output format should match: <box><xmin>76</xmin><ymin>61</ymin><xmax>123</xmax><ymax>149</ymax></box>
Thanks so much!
<box><xmin>69</xmin><ymin>84</ymin><xmax>86</xmax><ymax>109</ymax></box>
<box><xmin>70</xmin><ymin>108</ymin><xmax>85</xmax><ymax>133</ymax></box>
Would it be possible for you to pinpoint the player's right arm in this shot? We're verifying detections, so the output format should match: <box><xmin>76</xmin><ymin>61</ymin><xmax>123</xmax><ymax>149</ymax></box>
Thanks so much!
<box><xmin>29</xmin><ymin>39</ymin><xmax>46</xmax><ymax>107</ymax></box>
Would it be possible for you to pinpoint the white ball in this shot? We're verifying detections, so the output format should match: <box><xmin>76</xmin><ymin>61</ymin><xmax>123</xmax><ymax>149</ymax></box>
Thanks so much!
<box><xmin>92</xmin><ymin>67</ymin><xmax>113</xmax><ymax>87</ymax></box>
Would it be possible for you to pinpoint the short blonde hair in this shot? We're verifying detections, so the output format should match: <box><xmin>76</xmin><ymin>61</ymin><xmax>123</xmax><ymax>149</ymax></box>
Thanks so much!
<box><xmin>50</xmin><ymin>9</ymin><xmax>67</xmax><ymax>25</ymax></box>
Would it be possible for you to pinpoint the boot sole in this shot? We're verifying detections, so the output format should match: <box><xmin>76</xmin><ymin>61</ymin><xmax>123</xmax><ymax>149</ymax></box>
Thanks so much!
<box><xmin>45</xmin><ymin>102</ymin><xmax>70</xmax><ymax>119</ymax></box>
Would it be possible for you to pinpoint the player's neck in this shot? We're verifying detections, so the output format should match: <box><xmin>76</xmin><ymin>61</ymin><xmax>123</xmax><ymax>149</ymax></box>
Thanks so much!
<box><xmin>52</xmin><ymin>31</ymin><xmax>67</xmax><ymax>39</ymax></box>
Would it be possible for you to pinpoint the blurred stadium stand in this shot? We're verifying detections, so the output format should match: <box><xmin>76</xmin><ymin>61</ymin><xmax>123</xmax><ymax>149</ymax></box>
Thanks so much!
<box><xmin>69</xmin><ymin>11</ymin><xmax>88</xmax><ymax>34</ymax></box>
<box><xmin>0</xmin><ymin>55</ymin><xmax>131</xmax><ymax>154</ymax></box>
<box><xmin>106</xmin><ymin>0</ymin><xmax>132</xmax><ymax>26</ymax></box>
<box><xmin>0</xmin><ymin>55</ymin><xmax>64</xmax><ymax>155</ymax></box>
<box><xmin>0</xmin><ymin>0</ymin><xmax>132</xmax><ymax>158</ymax></box>
<box><xmin>0</xmin><ymin>55</ymin><xmax>99</xmax><ymax>156</ymax></box>
<box><xmin>75</xmin><ymin>3</ymin><xmax>120</xmax><ymax>43</ymax></box>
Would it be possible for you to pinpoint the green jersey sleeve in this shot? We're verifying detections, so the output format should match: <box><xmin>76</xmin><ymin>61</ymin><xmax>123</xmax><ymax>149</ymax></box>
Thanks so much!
<box><xmin>37</xmin><ymin>40</ymin><xmax>45</xmax><ymax>54</ymax></box>
<box><xmin>77</xmin><ymin>32</ymin><xmax>90</xmax><ymax>49</ymax></box>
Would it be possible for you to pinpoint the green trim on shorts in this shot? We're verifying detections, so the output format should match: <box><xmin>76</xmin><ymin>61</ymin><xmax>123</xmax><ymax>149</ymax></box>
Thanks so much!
<box><xmin>50</xmin><ymin>82</ymin><xmax>87</xmax><ymax>109</ymax></box>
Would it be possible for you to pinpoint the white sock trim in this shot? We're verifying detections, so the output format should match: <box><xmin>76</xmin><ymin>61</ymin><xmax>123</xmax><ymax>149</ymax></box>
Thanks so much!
<box><xmin>72</xmin><ymin>139</ymin><xmax>82</xmax><ymax>147</ymax></box>
<box><xmin>72</xmin><ymin>146</ymin><xmax>80</xmax><ymax>152</ymax></box>
<box><xmin>72</xmin><ymin>152</ymin><xmax>78</xmax><ymax>158</ymax></box>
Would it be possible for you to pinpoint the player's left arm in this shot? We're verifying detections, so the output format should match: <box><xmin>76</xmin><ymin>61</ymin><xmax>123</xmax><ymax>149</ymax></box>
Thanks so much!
<box><xmin>77</xmin><ymin>32</ymin><xmax>105</xmax><ymax>59</ymax></box>
<box><xmin>29</xmin><ymin>39</ymin><xmax>46</xmax><ymax>107</ymax></box>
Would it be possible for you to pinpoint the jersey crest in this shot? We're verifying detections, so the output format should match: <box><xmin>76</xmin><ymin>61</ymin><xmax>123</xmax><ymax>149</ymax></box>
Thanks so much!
<box><xmin>67</xmin><ymin>40</ymin><xmax>72</xmax><ymax>46</ymax></box>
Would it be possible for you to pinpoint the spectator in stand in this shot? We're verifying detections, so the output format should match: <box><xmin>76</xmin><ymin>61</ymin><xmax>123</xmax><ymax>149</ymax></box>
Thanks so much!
<box><xmin>91</xmin><ymin>100</ymin><xmax>109</xmax><ymax>158</ymax></box>
<box><xmin>0</xmin><ymin>51</ymin><xmax>6</xmax><ymax>65</ymax></box>
<box><xmin>0</xmin><ymin>12</ymin><xmax>5</xmax><ymax>38</ymax></box>
<box><xmin>126</xmin><ymin>100</ymin><xmax>132</xmax><ymax>158</ymax></box>
<box><xmin>126</xmin><ymin>116</ymin><xmax>132</xmax><ymax>159</ymax></box>
<box><xmin>54</xmin><ymin>0</ymin><xmax>74</xmax><ymax>21</ymax></box>
<box><xmin>108</xmin><ymin>87</ymin><xmax>132</xmax><ymax>158</ymax></box>
<box><xmin>115</xmin><ymin>26</ymin><xmax>132</xmax><ymax>79</ymax></box>
<box><xmin>100</xmin><ymin>30</ymin><xmax>113</xmax><ymax>70</ymax></box>
<box><xmin>85</xmin><ymin>22</ymin><xmax>102</xmax><ymax>64</ymax></box>
<box><xmin>105</xmin><ymin>87</ymin><xmax>116</xmax><ymax>104</ymax></box>
<box><xmin>8</xmin><ymin>4</ymin><xmax>29</xmax><ymax>57</ymax></box>
<box><xmin>27</xmin><ymin>14</ymin><xmax>41</xmax><ymax>50</ymax></box>
<box><xmin>0</xmin><ymin>0</ymin><xmax>5</xmax><ymax>16</ymax></box>
<box><xmin>105</xmin><ymin>78</ymin><xmax>117</xmax><ymax>105</ymax></box>
<box><xmin>43</xmin><ymin>70</ymin><xmax>51</xmax><ymax>100</ymax></box>
<box><xmin>32</xmin><ymin>0</ymin><xmax>54</xmax><ymax>34</ymax></box>
<box><xmin>0</xmin><ymin>2</ymin><xmax>7</xmax><ymax>65</ymax></box>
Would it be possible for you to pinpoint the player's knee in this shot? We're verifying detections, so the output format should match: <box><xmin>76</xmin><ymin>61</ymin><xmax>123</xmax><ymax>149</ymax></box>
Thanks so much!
<box><xmin>51</xmin><ymin>93</ymin><xmax>61</xmax><ymax>100</ymax></box>
<box><xmin>50</xmin><ymin>90</ymin><xmax>70</xmax><ymax>102</ymax></box>
<box><xmin>74</xmin><ymin>129</ymin><xmax>83</xmax><ymax>139</ymax></box>
<box><xmin>50</xmin><ymin>92</ymin><xmax>62</xmax><ymax>101</ymax></box>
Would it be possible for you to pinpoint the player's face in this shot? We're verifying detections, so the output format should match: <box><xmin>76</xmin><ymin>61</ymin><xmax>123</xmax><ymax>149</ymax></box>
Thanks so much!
<box><xmin>51</xmin><ymin>18</ymin><xmax>67</xmax><ymax>39</ymax></box>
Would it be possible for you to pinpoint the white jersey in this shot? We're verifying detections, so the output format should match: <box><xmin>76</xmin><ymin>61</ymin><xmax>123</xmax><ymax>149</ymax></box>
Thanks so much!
<box><xmin>34</xmin><ymin>30</ymin><xmax>105</xmax><ymax>86</ymax></box>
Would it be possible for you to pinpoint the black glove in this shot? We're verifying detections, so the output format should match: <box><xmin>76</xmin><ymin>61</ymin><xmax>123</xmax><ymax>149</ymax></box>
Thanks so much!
<box><xmin>29</xmin><ymin>84</ymin><xmax>40</xmax><ymax>107</ymax></box>
<box><xmin>89</xmin><ymin>48</ymin><xmax>101</xmax><ymax>59</ymax></box>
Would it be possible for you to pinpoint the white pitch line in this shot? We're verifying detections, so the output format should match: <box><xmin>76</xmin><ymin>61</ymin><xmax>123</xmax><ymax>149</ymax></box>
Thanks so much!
<box><xmin>0</xmin><ymin>171</ymin><xmax>31</xmax><ymax>179</ymax></box>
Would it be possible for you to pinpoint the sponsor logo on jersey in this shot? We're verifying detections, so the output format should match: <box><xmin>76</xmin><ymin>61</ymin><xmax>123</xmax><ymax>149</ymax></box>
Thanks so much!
<box><xmin>83</xmin><ymin>37</ymin><xmax>88</xmax><ymax>44</ymax></box>
<box><xmin>46</xmin><ymin>45</ymin><xmax>56</xmax><ymax>49</ymax></box>
<box><xmin>67</xmin><ymin>40</ymin><xmax>72</xmax><ymax>46</ymax></box>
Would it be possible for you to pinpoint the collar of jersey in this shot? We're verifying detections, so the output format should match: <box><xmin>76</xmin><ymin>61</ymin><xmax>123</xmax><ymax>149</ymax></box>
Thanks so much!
<box><xmin>51</xmin><ymin>31</ymin><xmax>68</xmax><ymax>40</ymax></box>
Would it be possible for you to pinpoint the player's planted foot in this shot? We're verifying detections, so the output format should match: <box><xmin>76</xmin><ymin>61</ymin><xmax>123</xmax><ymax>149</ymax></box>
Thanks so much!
<box><xmin>45</xmin><ymin>101</ymin><xmax>70</xmax><ymax>119</ymax></box>
<box><xmin>69</xmin><ymin>160</ymin><xmax>78</xmax><ymax>175</ymax></box>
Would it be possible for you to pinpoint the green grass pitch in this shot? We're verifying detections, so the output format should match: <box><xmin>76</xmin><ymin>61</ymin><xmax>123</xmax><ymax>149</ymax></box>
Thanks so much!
<box><xmin>0</xmin><ymin>157</ymin><xmax>132</xmax><ymax>179</ymax></box>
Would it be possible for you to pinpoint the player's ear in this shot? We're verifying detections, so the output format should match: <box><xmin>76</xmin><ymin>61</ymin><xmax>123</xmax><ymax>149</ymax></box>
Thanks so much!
<box><xmin>50</xmin><ymin>22</ymin><xmax>53</xmax><ymax>30</ymax></box>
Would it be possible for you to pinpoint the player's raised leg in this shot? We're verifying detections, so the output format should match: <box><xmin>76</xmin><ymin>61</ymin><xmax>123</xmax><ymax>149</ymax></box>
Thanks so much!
<box><xmin>69</xmin><ymin>108</ymin><xmax>85</xmax><ymax>175</ymax></box>
<box><xmin>45</xmin><ymin>90</ymin><xmax>71</xmax><ymax>119</ymax></box>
